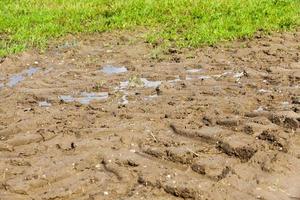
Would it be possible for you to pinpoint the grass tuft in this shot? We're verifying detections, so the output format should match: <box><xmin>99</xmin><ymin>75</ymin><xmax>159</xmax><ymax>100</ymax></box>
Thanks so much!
<box><xmin>1</xmin><ymin>0</ymin><xmax>300</xmax><ymax>56</ymax></box>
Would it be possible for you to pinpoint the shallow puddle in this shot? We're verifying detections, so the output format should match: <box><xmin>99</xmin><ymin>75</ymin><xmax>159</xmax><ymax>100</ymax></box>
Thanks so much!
<box><xmin>254</xmin><ymin>106</ymin><xmax>265</xmax><ymax>112</ymax></box>
<box><xmin>7</xmin><ymin>74</ymin><xmax>25</xmax><ymax>87</ymax></box>
<box><xmin>186</xmin><ymin>75</ymin><xmax>211</xmax><ymax>80</ymax></box>
<box><xmin>101</xmin><ymin>65</ymin><xmax>127</xmax><ymax>75</ymax></box>
<box><xmin>258</xmin><ymin>89</ymin><xmax>272</xmax><ymax>93</ymax></box>
<box><xmin>39</xmin><ymin>101</ymin><xmax>52</xmax><ymax>107</ymax></box>
<box><xmin>144</xmin><ymin>94</ymin><xmax>158</xmax><ymax>101</ymax></box>
<box><xmin>233</xmin><ymin>72</ymin><xmax>244</xmax><ymax>78</ymax></box>
<box><xmin>141</xmin><ymin>78</ymin><xmax>161</xmax><ymax>88</ymax></box>
<box><xmin>167</xmin><ymin>75</ymin><xmax>181</xmax><ymax>83</ymax></box>
<box><xmin>116</xmin><ymin>78</ymin><xmax>162</xmax><ymax>90</ymax></box>
<box><xmin>186</xmin><ymin>69</ymin><xmax>204</xmax><ymax>73</ymax></box>
<box><xmin>119</xmin><ymin>95</ymin><xmax>129</xmax><ymax>105</ymax></box>
<box><xmin>7</xmin><ymin>67</ymin><xmax>39</xmax><ymax>87</ymax></box>
<box><xmin>77</xmin><ymin>92</ymin><xmax>109</xmax><ymax>104</ymax></box>
<box><xmin>119</xmin><ymin>81</ymin><xmax>129</xmax><ymax>90</ymax></box>
<box><xmin>281</xmin><ymin>101</ymin><xmax>289</xmax><ymax>108</ymax></box>
<box><xmin>59</xmin><ymin>95</ymin><xmax>74</xmax><ymax>103</ymax></box>
<box><xmin>26</xmin><ymin>67</ymin><xmax>39</xmax><ymax>76</ymax></box>
<box><xmin>59</xmin><ymin>92</ymin><xmax>108</xmax><ymax>104</ymax></box>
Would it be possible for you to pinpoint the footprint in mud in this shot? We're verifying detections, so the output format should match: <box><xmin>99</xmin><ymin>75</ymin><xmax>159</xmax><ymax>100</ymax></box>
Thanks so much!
<box><xmin>59</xmin><ymin>92</ymin><xmax>109</xmax><ymax>105</ymax></box>
<box><xmin>101</xmin><ymin>65</ymin><xmax>128</xmax><ymax>75</ymax></box>
<box><xmin>6</xmin><ymin>67</ymin><xmax>39</xmax><ymax>87</ymax></box>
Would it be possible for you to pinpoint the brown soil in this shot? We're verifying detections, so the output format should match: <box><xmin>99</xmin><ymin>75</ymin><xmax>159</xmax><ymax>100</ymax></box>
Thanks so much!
<box><xmin>0</xmin><ymin>31</ymin><xmax>300</xmax><ymax>200</ymax></box>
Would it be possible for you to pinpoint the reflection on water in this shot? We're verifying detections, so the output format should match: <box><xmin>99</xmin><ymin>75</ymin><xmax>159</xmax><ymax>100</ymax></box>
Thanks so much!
<box><xmin>101</xmin><ymin>65</ymin><xmax>128</xmax><ymax>75</ymax></box>
<box><xmin>59</xmin><ymin>92</ymin><xmax>109</xmax><ymax>104</ymax></box>
<box><xmin>7</xmin><ymin>67</ymin><xmax>39</xmax><ymax>87</ymax></box>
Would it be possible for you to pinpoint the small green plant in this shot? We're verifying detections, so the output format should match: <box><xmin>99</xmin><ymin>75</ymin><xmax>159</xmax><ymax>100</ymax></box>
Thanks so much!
<box><xmin>150</xmin><ymin>47</ymin><xmax>167</xmax><ymax>61</ymax></box>
<box><xmin>92</xmin><ymin>80</ymin><xmax>106</xmax><ymax>92</ymax></box>
<box><xmin>128</xmin><ymin>76</ymin><xmax>143</xmax><ymax>87</ymax></box>
<box><xmin>0</xmin><ymin>0</ymin><xmax>300</xmax><ymax>57</ymax></box>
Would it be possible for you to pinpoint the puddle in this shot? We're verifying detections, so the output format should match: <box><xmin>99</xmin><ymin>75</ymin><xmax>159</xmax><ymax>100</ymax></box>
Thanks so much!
<box><xmin>222</xmin><ymin>71</ymin><xmax>233</xmax><ymax>76</ymax></box>
<box><xmin>39</xmin><ymin>101</ymin><xmax>52</xmax><ymax>107</ymax></box>
<box><xmin>77</xmin><ymin>92</ymin><xmax>108</xmax><ymax>104</ymax></box>
<box><xmin>141</xmin><ymin>78</ymin><xmax>161</xmax><ymax>88</ymax></box>
<box><xmin>116</xmin><ymin>78</ymin><xmax>162</xmax><ymax>90</ymax></box>
<box><xmin>212</xmin><ymin>74</ymin><xmax>222</xmax><ymax>78</ymax></box>
<box><xmin>59</xmin><ymin>92</ymin><xmax>108</xmax><ymax>104</ymax></box>
<box><xmin>186</xmin><ymin>69</ymin><xmax>204</xmax><ymax>73</ymax></box>
<box><xmin>59</xmin><ymin>95</ymin><xmax>74</xmax><ymax>103</ymax></box>
<box><xmin>6</xmin><ymin>67</ymin><xmax>39</xmax><ymax>87</ymax></box>
<box><xmin>144</xmin><ymin>94</ymin><xmax>158</xmax><ymax>101</ymax></box>
<box><xmin>233</xmin><ymin>72</ymin><xmax>244</xmax><ymax>81</ymax></box>
<box><xmin>211</xmin><ymin>71</ymin><xmax>235</xmax><ymax>78</ymax></box>
<box><xmin>186</xmin><ymin>75</ymin><xmax>211</xmax><ymax>80</ymax></box>
<box><xmin>233</xmin><ymin>72</ymin><xmax>244</xmax><ymax>78</ymax></box>
<box><xmin>183</xmin><ymin>70</ymin><xmax>244</xmax><ymax>81</ymax></box>
<box><xmin>119</xmin><ymin>81</ymin><xmax>129</xmax><ymax>89</ymax></box>
<box><xmin>119</xmin><ymin>95</ymin><xmax>129</xmax><ymax>105</ymax></box>
<box><xmin>167</xmin><ymin>75</ymin><xmax>181</xmax><ymax>83</ymax></box>
<box><xmin>115</xmin><ymin>81</ymin><xmax>129</xmax><ymax>91</ymax></box>
<box><xmin>26</xmin><ymin>67</ymin><xmax>39</xmax><ymax>76</ymax></box>
<box><xmin>101</xmin><ymin>65</ymin><xmax>127</xmax><ymax>75</ymax></box>
<box><xmin>7</xmin><ymin>74</ymin><xmax>25</xmax><ymax>87</ymax></box>
<box><xmin>254</xmin><ymin>106</ymin><xmax>265</xmax><ymax>112</ymax></box>
<box><xmin>258</xmin><ymin>89</ymin><xmax>271</xmax><ymax>93</ymax></box>
<box><xmin>281</xmin><ymin>102</ymin><xmax>289</xmax><ymax>108</ymax></box>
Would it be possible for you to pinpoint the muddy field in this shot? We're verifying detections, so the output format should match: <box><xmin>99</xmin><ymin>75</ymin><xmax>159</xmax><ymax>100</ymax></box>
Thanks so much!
<box><xmin>0</xmin><ymin>31</ymin><xmax>300</xmax><ymax>200</ymax></box>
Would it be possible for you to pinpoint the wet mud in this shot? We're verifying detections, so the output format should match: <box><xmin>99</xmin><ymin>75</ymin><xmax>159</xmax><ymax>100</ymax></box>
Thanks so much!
<box><xmin>0</xmin><ymin>31</ymin><xmax>300</xmax><ymax>200</ymax></box>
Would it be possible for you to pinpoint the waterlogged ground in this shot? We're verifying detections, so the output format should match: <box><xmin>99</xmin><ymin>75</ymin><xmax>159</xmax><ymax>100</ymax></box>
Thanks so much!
<box><xmin>0</xmin><ymin>31</ymin><xmax>299</xmax><ymax>200</ymax></box>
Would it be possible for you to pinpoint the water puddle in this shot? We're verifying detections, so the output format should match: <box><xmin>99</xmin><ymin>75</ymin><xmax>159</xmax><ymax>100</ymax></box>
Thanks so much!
<box><xmin>78</xmin><ymin>92</ymin><xmax>109</xmax><ymax>104</ymax></box>
<box><xmin>212</xmin><ymin>71</ymin><xmax>234</xmax><ymax>78</ymax></box>
<box><xmin>254</xmin><ymin>106</ymin><xmax>265</xmax><ymax>112</ymax></box>
<box><xmin>258</xmin><ymin>89</ymin><xmax>272</xmax><ymax>93</ymax></box>
<box><xmin>186</xmin><ymin>69</ymin><xmax>204</xmax><ymax>73</ymax></box>
<box><xmin>6</xmin><ymin>67</ymin><xmax>39</xmax><ymax>87</ymax></box>
<box><xmin>233</xmin><ymin>72</ymin><xmax>244</xmax><ymax>78</ymax></box>
<box><xmin>281</xmin><ymin>101</ymin><xmax>289</xmax><ymax>108</ymax></box>
<box><xmin>39</xmin><ymin>101</ymin><xmax>52</xmax><ymax>107</ymax></box>
<box><xmin>144</xmin><ymin>94</ymin><xmax>158</xmax><ymax>101</ymax></box>
<box><xmin>59</xmin><ymin>95</ymin><xmax>75</xmax><ymax>103</ymax></box>
<box><xmin>59</xmin><ymin>92</ymin><xmax>108</xmax><ymax>105</ymax></box>
<box><xmin>26</xmin><ymin>67</ymin><xmax>39</xmax><ymax>76</ymax></box>
<box><xmin>141</xmin><ymin>78</ymin><xmax>161</xmax><ymax>88</ymax></box>
<box><xmin>114</xmin><ymin>81</ymin><xmax>129</xmax><ymax>91</ymax></box>
<box><xmin>119</xmin><ymin>95</ymin><xmax>129</xmax><ymax>105</ymax></box>
<box><xmin>101</xmin><ymin>65</ymin><xmax>128</xmax><ymax>75</ymax></box>
<box><xmin>7</xmin><ymin>74</ymin><xmax>25</xmax><ymax>87</ymax></box>
<box><xmin>186</xmin><ymin>75</ymin><xmax>211</xmax><ymax>80</ymax></box>
<box><xmin>167</xmin><ymin>75</ymin><xmax>181</xmax><ymax>83</ymax></box>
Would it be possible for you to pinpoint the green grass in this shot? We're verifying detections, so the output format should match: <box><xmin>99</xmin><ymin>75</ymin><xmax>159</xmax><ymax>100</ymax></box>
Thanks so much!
<box><xmin>1</xmin><ymin>0</ymin><xmax>300</xmax><ymax>57</ymax></box>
